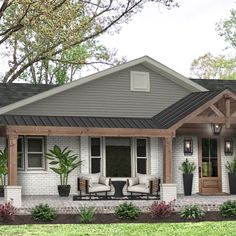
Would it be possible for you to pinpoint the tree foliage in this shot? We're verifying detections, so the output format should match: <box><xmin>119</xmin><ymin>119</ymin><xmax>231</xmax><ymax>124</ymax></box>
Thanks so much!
<box><xmin>191</xmin><ymin>52</ymin><xmax>236</xmax><ymax>80</ymax></box>
<box><xmin>191</xmin><ymin>8</ymin><xmax>236</xmax><ymax>80</ymax></box>
<box><xmin>0</xmin><ymin>0</ymin><xmax>178</xmax><ymax>84</ymax></box>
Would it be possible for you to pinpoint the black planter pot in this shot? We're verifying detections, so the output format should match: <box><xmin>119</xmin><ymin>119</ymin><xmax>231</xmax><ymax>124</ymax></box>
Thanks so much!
<box><xmin>228</xmin><ymin>173</ymin><xmax>236</xmax><ymax>194</ymax></box>
<box><xmin>183</xmin><ymin>173</ymin><xmax>193</xmax><ymax>196</ymax></box>
<box><xmin>58</xmin><ymin>185</ymin><xmax>71</xmax><ymax>197</ymax></box>
<box><xmin>0</xmin><ymin>186</ymin><xmax>4</xmax><ymax>197</ymax></box>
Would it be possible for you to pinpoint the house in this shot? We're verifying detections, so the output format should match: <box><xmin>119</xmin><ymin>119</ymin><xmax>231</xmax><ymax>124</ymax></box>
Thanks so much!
<box><xmin>0</xmin><ymin>56</ymin><xmax>236</xmax><ymax>207</ymax></box>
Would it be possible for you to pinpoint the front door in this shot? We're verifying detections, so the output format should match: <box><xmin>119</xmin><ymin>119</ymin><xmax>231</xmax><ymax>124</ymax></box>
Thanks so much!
<box><xmin>199</xmin><ymin>138</ymin><xmax>222</xmax><ymax>194</ymax></box>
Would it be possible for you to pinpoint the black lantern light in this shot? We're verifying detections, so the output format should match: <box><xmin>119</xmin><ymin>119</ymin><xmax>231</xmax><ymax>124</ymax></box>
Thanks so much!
<box><xmin>225</xmin><ymin>138</ymin><xmax>233</xmax><ymax>155</ymax></box>
<box><xmin>211</xmin><ymin>123</ymin><xmax>222</xmax><ymax>135</ymax></box>
<box><xmin>184</xmin><ymin>138</ymin><xmax>193</xmax><ymax>155</ymax></box>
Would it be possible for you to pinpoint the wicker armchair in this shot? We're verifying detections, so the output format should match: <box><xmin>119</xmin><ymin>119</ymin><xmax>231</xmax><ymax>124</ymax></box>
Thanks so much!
<box><xmin>127</xmin><ymin>173</ymin><xmax>160</xmax><ymax>199</ymax></box>
<box><xmin>78</xmin><ymin>173</ymin><xmax>111</xmax><ymax>200</ymax></box>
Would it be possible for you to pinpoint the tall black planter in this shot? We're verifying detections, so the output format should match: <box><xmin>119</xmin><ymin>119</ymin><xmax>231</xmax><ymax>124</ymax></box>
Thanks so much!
<box><xmin>58</xmin><ymin>185</ymin><xmax>71</xmax><ymax>197</ymax></box>
<box><xmin>228</xmin><ymin>173</ymin><xmax>236</xmax><ymax>194</ymax></box>
<box><xmin>183</xmin><ymin>173</ymin><xmax>193</xmax><ymax>196</ymax></box>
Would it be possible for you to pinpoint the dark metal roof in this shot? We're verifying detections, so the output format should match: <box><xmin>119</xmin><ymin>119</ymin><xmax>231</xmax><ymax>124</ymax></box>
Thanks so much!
<box><xmin>0</xmin><ymin>115</ymin><xmax>159</xmax><ymax>129</ymax></box>
<box><xmin>0</xmin><ymin>83</ymin><xmax>57</xmax><ymax>108</ymax></box>
<box><xmin>153</xmin><ymin>90</ymin><xmax>222</xmax><ymax>128</ymax></box>
<box><xmin>191</xmin><ymin>79</ymin><xmax>236</xmax><ymax>91</ymax></box>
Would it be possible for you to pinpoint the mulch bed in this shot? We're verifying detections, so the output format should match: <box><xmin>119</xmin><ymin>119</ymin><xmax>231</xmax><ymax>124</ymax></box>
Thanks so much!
<box><xmin>1</xmin><ymin>212</ymin><xmax>236</xmax><ymax>225</ymax></box>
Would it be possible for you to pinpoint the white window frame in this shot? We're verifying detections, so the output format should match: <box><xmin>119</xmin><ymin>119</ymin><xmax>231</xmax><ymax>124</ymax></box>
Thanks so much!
<box><xmin>90</xmin><ymin>137</ymin><xmax>102</xmax><ymax>174</ymax></box>
<box><xmin>135</xmin><ymin>138</ymin><xmax>149</xmax><ymax>175</ymax></box>
<box><xmin>130</xmin><ymin>71</ymin><xmax>150</xmax><ymax>92</ymax></box>
<box><xmin>26</xmin><ymin>136</ymin><xmax>45</xmax><ymax>170</ymax></box>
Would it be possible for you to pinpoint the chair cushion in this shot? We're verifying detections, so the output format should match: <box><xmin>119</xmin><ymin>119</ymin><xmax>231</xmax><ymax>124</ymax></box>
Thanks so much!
<box><xmin>89</xmin><ymin>183</ymin><xmax>111</xmax><ymax>193</ymax></box>
<box><xmin>99</xmin><ymin>176</ymin><xmax>109</xmax><ymax>186</ymax></box>
<box><xmin>127</xmin><ymin>184</ymin><xmax>149</xmax><ymax>194</ymax></box>
<box><xmin>128</xmin><ymin>177</ymin><xmax>139</xmax><ymax>186</ymax></box>
<box><xmin>137</xmin><ymin>173</ymin><xmax>157</xmax><ymax>188</ymax></box>
<box><xmin>81</xmin><ymin>173</ymin><xmax>101</xmax><ymax>183</ymax></box>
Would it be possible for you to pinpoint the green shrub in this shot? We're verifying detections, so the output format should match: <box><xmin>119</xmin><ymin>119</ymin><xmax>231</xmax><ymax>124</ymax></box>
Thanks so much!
<box><xmin>220</xmin><ymin>200</ymin><xmax>236</xmax><ymax>217</ymax></box>
<box><xmin>180</xmin><ymin>205</ymin><xmax>205</xmax><ymax>219</ymax></box>
<box><xmin>116</xmin><ymin>202</ymin><xmax>141</xmax><ymax>220</ymax></box>
<box><xmin>80</xmin><ymin>208</ymin><xmax>96</xmax><ymax>223</ymax></box>
<box><xmin>31</xmin><ymin>204</ymin><xmax>57</xmax><ymax>221</ymax></box>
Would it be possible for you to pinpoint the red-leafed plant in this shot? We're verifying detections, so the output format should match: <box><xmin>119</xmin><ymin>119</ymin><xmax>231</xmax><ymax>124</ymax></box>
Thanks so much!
<box><xmin>0</xmin><ymin>202</ymin><xmax>17</xmax><ymax>221</ymax></box>
<box><xmin>150</xmin><ymin>201</ymin><xmax>174</xmax><ymax>218</ymax></box>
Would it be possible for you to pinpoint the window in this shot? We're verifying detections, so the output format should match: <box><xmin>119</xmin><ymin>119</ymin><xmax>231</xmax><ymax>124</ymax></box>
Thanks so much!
<box><xmin>130</xmin><ymin>71</ymin><xmax>150</xmax><ymax>92</ymax></box>
<box><xmin>15</xmin><ymin>136</ymin><xmax>45</xmax><ymax>171</ymax></box>
<box><xmin>90</xmin><ymin>138</ymin><xmax>101</xmax><ymax>173</ymax></box>
<box><xmin>136</xmin><ymin>139</ymin><xmax>148</xmax><ymax>174</ymax></box>
<box><xmin>27</xmin><ymin>137</ymin><xmax>45</xmax><ymax>169</ymax></box>
<box><xmin>17</xmin><ymin>137</ymin><xmax>24</xmax><ymax>170</ymax></box>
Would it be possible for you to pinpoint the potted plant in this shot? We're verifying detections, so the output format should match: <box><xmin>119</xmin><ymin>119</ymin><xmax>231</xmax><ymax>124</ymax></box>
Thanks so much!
<box><xmin>46</xmin><ymin>145</ymin><xmax>82</xmax><ymax>197</ymax></box>
<box><xmin>225</xmin><ymin>158</ymin><xmax>236</xmax><ymax>194</ymax></box>
<box><xmin>179</xmin><ymin>158</ymin><xmax>196</xmax><ymax>196</ymax></box>
<box><xmin>0</xmin><ymin>148</ymin><xmax>8</xmax><ymax>197</ymax></box>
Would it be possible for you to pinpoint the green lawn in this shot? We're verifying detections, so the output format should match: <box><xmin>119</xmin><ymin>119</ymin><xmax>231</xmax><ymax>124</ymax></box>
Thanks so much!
<box><xmin>0</xmin><ymin>222</ymin><xmax>236</xmax><ymax>236</ymax></box>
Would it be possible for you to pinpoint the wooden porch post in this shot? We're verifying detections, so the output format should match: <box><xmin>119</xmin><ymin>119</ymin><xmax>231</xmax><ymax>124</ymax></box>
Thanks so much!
<box><xmin>7</xmin><ymin>135</ymin><xmax>18</xmax><ymax>186</ymax></box>
<box><xmin>163</xmin><ymin>137</ymin><xmax>172</xmax><ymax>183</ymax></box>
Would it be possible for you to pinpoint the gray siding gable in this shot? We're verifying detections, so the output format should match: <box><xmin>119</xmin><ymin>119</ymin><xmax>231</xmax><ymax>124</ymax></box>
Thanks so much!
<box><xmin>8</xmin><ymin>64</ymin><xmax>191</xmax><ymax>118</ymax></box>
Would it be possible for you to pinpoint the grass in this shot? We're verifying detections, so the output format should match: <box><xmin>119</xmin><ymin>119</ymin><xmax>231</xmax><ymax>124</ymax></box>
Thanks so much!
<box><xmin>0</xmin><ymin>222</ymin><xmax>236</xmax><ymax>236</ymax></box>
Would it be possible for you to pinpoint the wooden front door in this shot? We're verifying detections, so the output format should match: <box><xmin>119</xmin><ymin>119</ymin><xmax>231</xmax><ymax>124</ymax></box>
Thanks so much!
<box><xmin>199</xmin><ymin>138</ymin><xmax>222</xmax><ymax>194</ymax></box>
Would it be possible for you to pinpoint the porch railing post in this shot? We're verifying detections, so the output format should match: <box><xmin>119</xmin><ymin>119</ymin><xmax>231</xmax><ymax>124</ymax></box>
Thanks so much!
<box><xmin>7</xmin><ymin>135</ymin><xmax>18</xmax><ymax>186</ymax></box>
<box><xmin>5</xmin><ymin>134</ymin><xmax>22</xmax><ymax>207</ymax></box>
<box><xmin>160</xmin><ymin>136</ymin><xmax>177</xmax><ymax>202</ymax></box>
<box><xmin>163</xmin><ymin>137</ymin><xmax>172</xmax><ymax>183</ymax></box>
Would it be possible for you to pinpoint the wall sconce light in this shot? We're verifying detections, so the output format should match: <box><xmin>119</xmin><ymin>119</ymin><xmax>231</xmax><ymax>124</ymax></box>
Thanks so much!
<box><xmin>184</xmin><ymin>138</ymin><xmax>193</xmax><ymax>155</ymax></box>
<box><xmin>211</xmin><ymin>123</ymin><xmax>222</xmax><ymax>135</ymax></box>
<box><xmin>225</xmin><ymin>139</ymin><xmax>233</xmax><ymax>155</ymax></box>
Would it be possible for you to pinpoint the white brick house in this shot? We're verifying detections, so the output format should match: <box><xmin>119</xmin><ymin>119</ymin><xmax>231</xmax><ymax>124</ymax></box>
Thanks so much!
<box><xmin>0</xmin><ymin>56</ymin><xmax>236</xmax><ymax>207</ymax></box>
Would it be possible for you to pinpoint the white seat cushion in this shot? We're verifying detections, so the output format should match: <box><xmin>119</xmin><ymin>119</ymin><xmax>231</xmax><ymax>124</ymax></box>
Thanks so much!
<box><xmin>137</xmin><ymin>173</ymin><xmax>157</xmax><ymax>188</ymax></box>
<box><xmin>99</xmin><ymin>176</ymin><xmax>110</xmax><ymax>186</ymax></box>
<box><xmin>89</xmin><ymin>183</ymin><xmax>111</xmax><ymax>193</ymax></box>
<box><xmin>128</xmin><ymin>177</ymin><xmax>139</xmax><ymax>186</ymax></box>
<box><xmin>127</xmin><ymin>183</ymin><xmax>149</xmax><ymax>194</ymax></box>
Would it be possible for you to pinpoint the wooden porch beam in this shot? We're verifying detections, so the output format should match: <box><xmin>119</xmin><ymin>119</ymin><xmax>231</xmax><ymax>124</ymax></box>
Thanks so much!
<box><xmin>209</xmin><ymin>105</ymin><xmax>225</xmax><ymax>117</ymax></box>
<box><xmin>5</xmin><ymin>125</ymin><xmax>175</xmax><ymax>138</ymax></box>
<box><xmin>226</xmin><ymin>98</ymin><xmax>231</xmax><ymax>128</ymax></box>
<box><xmin>7</xmin><ymin>135</ymin><xmax>18</xmax><ymax>186</ymax></box>
<box><xmin>163</xmin><ymin>137</ymin><xmax>172</xmax><ymax>184</ymax></box>
<box><xmin>186</xmin><ymin>116</ymin><xmax>227</xmax><ymax>124</ymax></box>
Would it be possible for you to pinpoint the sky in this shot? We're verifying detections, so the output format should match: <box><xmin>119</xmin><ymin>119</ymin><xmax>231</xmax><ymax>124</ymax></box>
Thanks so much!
<box><xmin>100</xmin><ymin>0</ymin><xmax>236</xmax><ymax>77</ymax></box>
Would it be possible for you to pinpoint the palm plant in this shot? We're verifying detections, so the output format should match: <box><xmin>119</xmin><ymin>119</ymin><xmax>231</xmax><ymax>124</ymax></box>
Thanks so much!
<box><xmin>46</xmin><ymin>145</ymin><xmax>82</xmax><ymax>185</ymax></box>
<box><xmin>0</xmin><ymin>148</ymin><xmax>8</xmax><ymax>186</ymax></box>
<box><xmin>225</xmin><ymin>158</ymin><xmax>236</xmax><ymax>173</ymax></box>
<box><xmin>179</xmin><ymin>158</ymin><xmax>196</xmax><ymax>174</ymax></box>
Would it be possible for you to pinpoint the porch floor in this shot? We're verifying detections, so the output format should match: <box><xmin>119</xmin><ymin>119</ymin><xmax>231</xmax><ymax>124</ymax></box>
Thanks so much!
<box><xmin>1</xmin><ymin>194</ymin><xmax>236</xmax><ymax>214</ymax></box>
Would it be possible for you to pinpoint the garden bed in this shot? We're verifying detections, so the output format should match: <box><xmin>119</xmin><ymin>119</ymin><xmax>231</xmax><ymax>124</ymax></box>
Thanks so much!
<box><xmin>0</xmin><ymin>212</ymin><xmax>236</xmax><ymax>225</ymax></box>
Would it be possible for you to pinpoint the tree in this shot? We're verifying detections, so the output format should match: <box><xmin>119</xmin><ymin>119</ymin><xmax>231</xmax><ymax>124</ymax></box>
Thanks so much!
<box><xmin>191</xmin><ymin>8</ymin><xmax>236</xmax><ymax>80</ymax></box>
<box><xmin>0</xmin><ymin>0</ymin><xmax>178</xmax><ymax>84</ymax></box>
<box><xmin>191</xmin><ymin>52</ymin><xmax>236</xmax><ymax>80</ymax></box>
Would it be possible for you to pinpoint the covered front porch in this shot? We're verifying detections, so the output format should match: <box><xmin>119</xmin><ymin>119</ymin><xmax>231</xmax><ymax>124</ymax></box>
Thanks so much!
<box><xmin>1</xmin><ymin>88</ymin><xmax>236</xmax><ymax>207</ymax></box>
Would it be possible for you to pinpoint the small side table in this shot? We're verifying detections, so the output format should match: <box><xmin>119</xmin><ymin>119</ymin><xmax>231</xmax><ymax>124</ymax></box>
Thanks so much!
<box><xmin>112</xmin><ymin>181</ymin><xmax>126</xmax><ymax>198</ymax></box>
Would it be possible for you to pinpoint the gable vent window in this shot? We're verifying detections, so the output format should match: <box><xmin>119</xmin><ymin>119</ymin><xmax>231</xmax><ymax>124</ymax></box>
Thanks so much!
<box><xmin>130</xmin><ymin>71</ymin><xmax>150</xmax><ymax>92</ymax></box>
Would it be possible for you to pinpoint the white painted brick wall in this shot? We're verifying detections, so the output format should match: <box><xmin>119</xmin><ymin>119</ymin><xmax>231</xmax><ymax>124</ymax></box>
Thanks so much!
<box><xmin>1</xmin><ymin>135</ymin><xmax>228</xmax><ymax>196</ymax></box>
<box><xmin>173</xmin><ymin>136</ymin><xmax>199</xmax><ymax>194</ymax></box>
<box><xmin>150</xmin><ymin>138</ymin><xmax>158</xmax><ymax>176</ymax></box>
<box><xmin>80</xmin><ymin>137</ymin><xmax>89</xmax><ymax>174</ymax></box>
<box><xmin>221</xmin><ymin>137</ymin><xmax>236</xmax><ymax>194</ymax></box>
<box><xmin>17</xmin><ymin>136</ymin><xmax>81</xmax><ymax>195</ymax></box>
